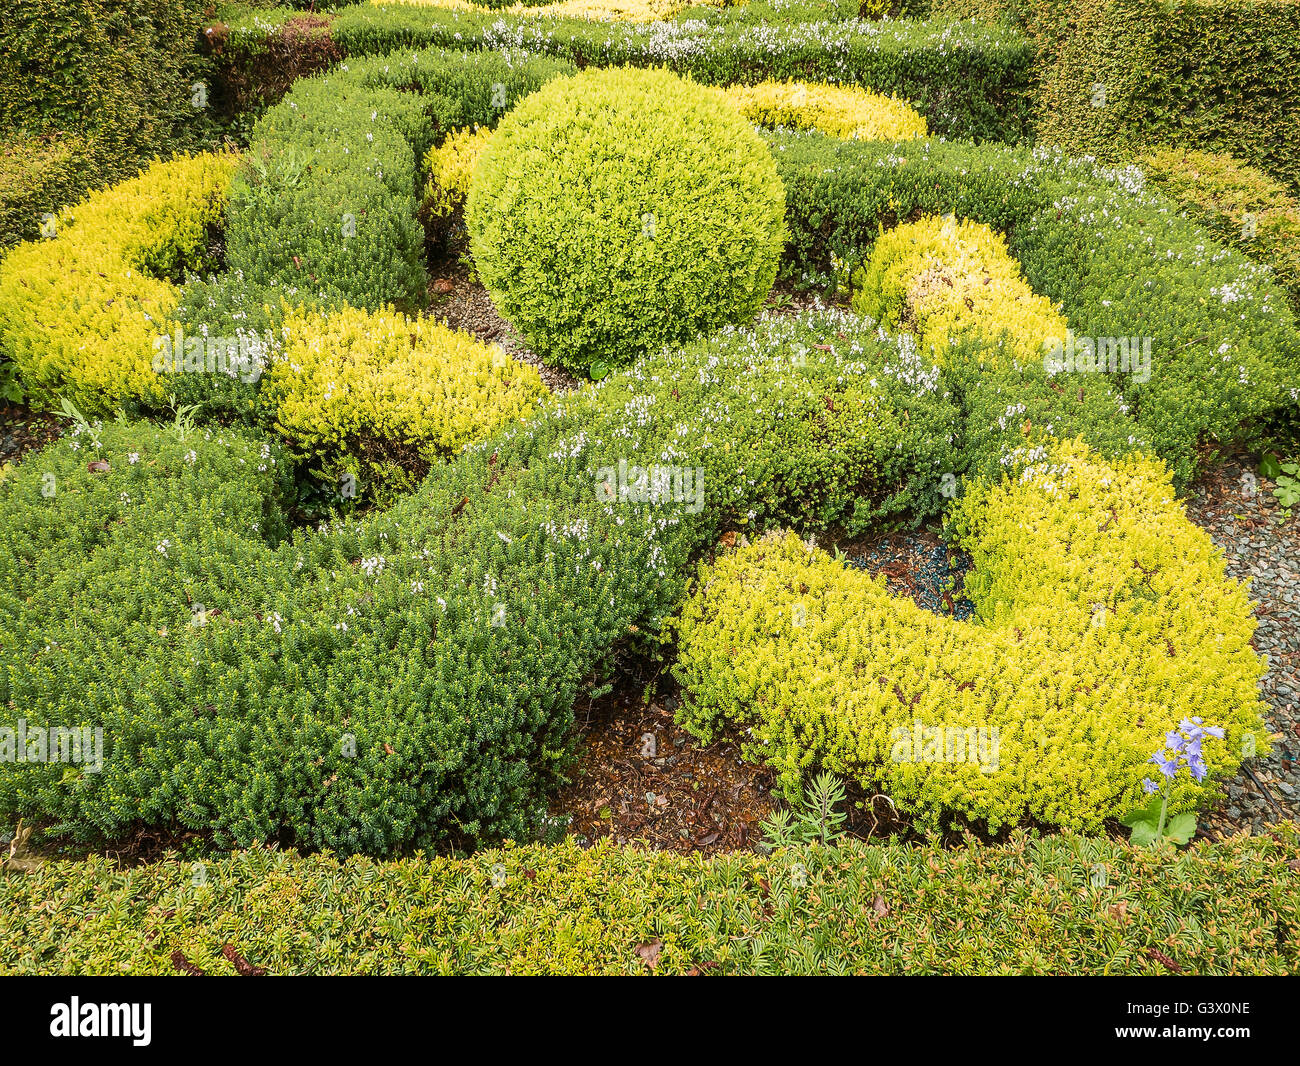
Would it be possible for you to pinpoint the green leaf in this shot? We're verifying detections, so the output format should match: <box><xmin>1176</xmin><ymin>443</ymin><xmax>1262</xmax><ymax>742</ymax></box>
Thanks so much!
<box><xmin>1120</xmin><ymin>794</ymin><xmax>1163</xmax><ymax>827</ymax></box>
<box><xmin>1126</xmin><ymin>819</ymin><xmax>1161</xmax><ymax>846</ymax></box>
<box><xmin>1165</xmin><ymin>811</ymin><xmax>1198</xmax><ymax>845</ymax></box>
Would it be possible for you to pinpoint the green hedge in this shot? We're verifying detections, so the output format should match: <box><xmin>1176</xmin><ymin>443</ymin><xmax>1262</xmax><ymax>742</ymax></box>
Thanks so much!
<box><xmin>2</xmin><ymin>829</ymin><xmax>1297</xmax><ymax>974</ymax></box>
<box><xmin>0</xmin><ymin>0</ymin><xmax>217</xmax><ymax>242</ymax></box>
<box><xmin>945</xmin><ymin>0</ymin><xmax>1300</xmax><ymax>194</ymax></box>
<box><xmin>192</xmin><ymin>47</ymin><xmax>574</xmax><ymax>340</ymax></box>
<box><xmin>766</xmin><ymin>129</ymin><xmax>1300</xmax><ymax>488</ymax></box>
<box><xmin>0</xmin><ymin>311</ymin><xmax>956</xmax><ymax>855</ymax></box>
<box><xmin>209</xmin><ymin>5</ymin><xmax>1034</xmax><ymax>143</ymax></box>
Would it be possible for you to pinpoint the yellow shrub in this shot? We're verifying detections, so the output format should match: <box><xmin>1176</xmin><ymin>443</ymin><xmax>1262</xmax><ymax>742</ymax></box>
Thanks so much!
<box><xmin>264</xmin><ymin>304</ymin><xmax>546</xmax><ymax>465</ymax></box>
<box><xmin>721</xmin><ymin>81</ymin><xmax>928</xmax><ymax>142</ymax></box>
<box><xmin>423</xmin><ymin>125</ymin><xmax>494</xmax><ymax>222</ymax></box>
<box><xmin>851</xmin><ymin>214</ymin><xmax>1067</xmax><ymax>368</ymax></box>
<box><xmin>0</xmin><ymin>152</ymin><xmax>238</xmax><ymax>412</ymax></box>
<box><xmin>672</xmin><ymin>439</ymin><xmax>1268</xmax><ymax>835</ymax></box>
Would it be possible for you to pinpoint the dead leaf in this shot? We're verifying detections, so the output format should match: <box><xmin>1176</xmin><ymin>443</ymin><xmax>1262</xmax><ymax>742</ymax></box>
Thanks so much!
<box><xmin>634</xmin><ymin>939</ymin><xmax>663</xmax><ymax>970</ymax></box>
<box><xmin>872</xmin><ymin>893</ymin><xmax>890</xmax><ymax>919</ymax></box>
<box><xmin>86</xmin><ymin>460</ymin><xmax>110</xmax><ymax>473</ymax></box>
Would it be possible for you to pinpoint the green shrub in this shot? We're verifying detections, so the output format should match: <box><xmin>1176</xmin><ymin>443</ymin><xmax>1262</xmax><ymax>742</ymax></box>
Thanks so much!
<box><xmin>672</xmin><ymin>442</ymin><xmax>1267</xmax><ymax>835</ymax></box>
<box><xmin>2</xmin><ymin>829</ymin><xmax>1297</xmax><ymax>974</ymax></box>
<box><xmin>468</xmin><ymin>66</ymin><xmax>786</xmax><ymax>376</ymax></box>
<box><xmin>1139</xmin><ymin>146</ymin><xmax>1300</xmax><ymax>320</ymax></box>
<box><xmin>767</xmin><ymin>130</ymin><xmax>1300</xmax><ymax>488</ymax></box>
<box><xmin>0</xmin><ymin>310</ymin><xmax>956</xmax><ymax>854</ymax></box>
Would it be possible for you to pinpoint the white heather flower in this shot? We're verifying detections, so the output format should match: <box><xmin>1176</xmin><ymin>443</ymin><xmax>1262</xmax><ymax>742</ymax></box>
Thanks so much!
<box><xmin>156</xmin><ymin>539</ymin><xmax>170</xmax><ymax>556</ymax></box>
<box><xmin>128</xmin><ymin>452</ymin><xmax>140</xmax><ymax>464</ymax></box>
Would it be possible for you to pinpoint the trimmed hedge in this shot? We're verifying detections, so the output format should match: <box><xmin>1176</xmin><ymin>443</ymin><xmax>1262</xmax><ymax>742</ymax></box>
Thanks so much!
<box><xmin>851</xmin><ymin>213</ymin><xmax>1066</xmax><ymax>367</ymax></box>
<box><xmin>468</xmin><ymin>67</ymin><xmax>787</xmax><ymax>375</ymax></box>
<box><xmin>2</xmin><ymin>829</ymin><xmax>1297</xmax><ymax>974</ymax></box>
<box><xmin>719</xmin><ymin>79</ymin><xmax>928</xmax><ymax>141</ymax></box>
<box><xmin>210</xmin><ymin>5</ymin><xmax>1034</xmax><ymax>142</ymax></box>
<box><xmin>0</xmin><ymin>310</ymin><xmax>957</xmax><ymax>854</ymax></box>
<box><xmin>672</xmin><ymin>442</ymin><xmax>1267</xmax><ymax>834</ymax></box>
<box><xmin>766</xmin><ymin>130</ymin><xmax>1300</xmax><ymax>488</ymax></box>
<box><xmin>1140</xmin><ymin>146</ymin><xmax>1300</xmax><ymax>321</ymax></box>
<box><xmin>213</xmin><ymin>47</ymin><xmax>574</xmax><ymax>327</ymax></box>
<box><xmin>264</xmin><ymin>303</ymin><xmax>546</xmax><ymax>500</ymax></box>
<box><xmin>1002</xmin><ymin>0</ymin><xmax>1300</xmax><ymax>194</ymax></box>
<box><xmin>0</xmin><ymin>152</ymin><xmax>240</xmax><ymax>413</ymax></box>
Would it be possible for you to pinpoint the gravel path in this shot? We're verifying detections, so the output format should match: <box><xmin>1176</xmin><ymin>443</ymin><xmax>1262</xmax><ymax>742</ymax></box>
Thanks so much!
<box><xmin>1185</xmin><ymin>457</ymin><xmax>1300</xmax><ymax>839</ymax></box>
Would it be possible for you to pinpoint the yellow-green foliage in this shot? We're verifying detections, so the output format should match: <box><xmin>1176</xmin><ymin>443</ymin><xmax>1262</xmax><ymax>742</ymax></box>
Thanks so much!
<box><xmin>720</xmin><ymin>80</ymin><xmax>928</xmax><ymax>142</ymax></box>
<box><xmin>672</xmin><ymin>440</ymin><xmax>1267</xmax><ymax>835</ymax></box>
<box><xmin>851</xmin><ymin>214</ymin><xmax>1067</xmax><ymax>367</ymax></box>
<box><xmin>422</xmin><ymin>124</ymin><xmax>493</xmax><ymax>221</ymax></box>
<box><xmin>1139</xmin><ymin>146</ymin><xmax>1300</xmax><ymax>317</ymax></box>
<box><xmin>3</xmin><ymin>828</ymin><xmax>1299</xmax><ymax>974</ymax></box>
<box><xmin>0</xmin><ymin>152</ymin><xmax>238</xmax><ymax>412</ymax></box>
<box><xmin>264</xmin><ymin>304</ymin><xmax>546</xmax><ymax>466</ymax></box>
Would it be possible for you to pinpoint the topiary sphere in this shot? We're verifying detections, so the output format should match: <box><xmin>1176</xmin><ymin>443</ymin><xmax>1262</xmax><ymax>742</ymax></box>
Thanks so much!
<box><xmin>467</xmin><ymin>66</ymin><xmax>787</xmax><ymax>377</ymax></box>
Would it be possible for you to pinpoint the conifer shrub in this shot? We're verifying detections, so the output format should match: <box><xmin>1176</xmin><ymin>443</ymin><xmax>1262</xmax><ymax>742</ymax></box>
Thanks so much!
<box><xmin>0</xmin><ymin>152</ymin><xmax>239</xmax><ymax>414</ymax></box>
<box><xmin>467</xmin><ymin>66</ymin><xmax>787</xmax><ymax>376</ymax></box>
<box><xmin>671</xmin><ymin>441</ymin><xmax>1268</xmax><ymax>835</ymax></box>
<box><xmin>0</xmin><ymin>310</ymin><xmax>955</xmax><ymax>853</ymax></box>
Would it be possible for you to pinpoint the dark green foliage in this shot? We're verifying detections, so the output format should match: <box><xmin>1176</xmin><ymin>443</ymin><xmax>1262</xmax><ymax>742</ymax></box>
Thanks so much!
<box><xmin>0</xmin><ymin>0</ymin><xmax>219</xmax><ymax>241</ymax></box>
<box><xmin>767</xmin><ymin>130</ymin><xmax>1300</xmax><ymax>487</ymax></box>
<box><xmin>0</xmin><ymin>313</ymin><xmax>954</xmax><ymax>854</ymax></box>
<box><xmin>966</xmin><ymin>0</ymin><xmax>1300</xmax><ymax>194</ymax></box>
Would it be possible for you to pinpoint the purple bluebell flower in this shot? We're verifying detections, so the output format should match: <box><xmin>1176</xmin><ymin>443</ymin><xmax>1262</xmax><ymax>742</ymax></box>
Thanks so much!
<box><xmin>1148</xmin><ymin>751</ymin><xmax>1179</xmax><ymax>779</ymax></box>
<box><xmin>1142</xmin><ymin>778</ymin><xmax>1159</xmax><ymax>794</ymax></box>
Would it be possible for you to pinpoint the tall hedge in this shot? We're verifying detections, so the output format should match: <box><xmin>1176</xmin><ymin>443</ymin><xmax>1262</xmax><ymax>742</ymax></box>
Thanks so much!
<box><xmin>0</xmin><ymin>0</ymin><xmax>213</xmax><ymax>246</ymax></box>
<box><xmin>935</xmin><ymin>0</ymin><xmax>1300</xmax><ymax>193</ymax></box>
